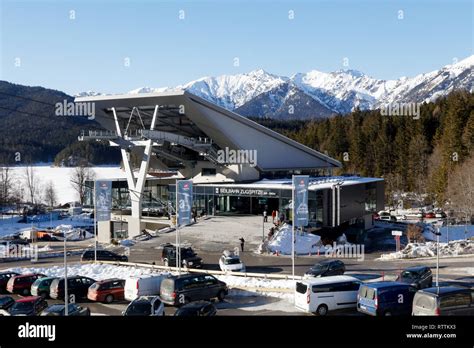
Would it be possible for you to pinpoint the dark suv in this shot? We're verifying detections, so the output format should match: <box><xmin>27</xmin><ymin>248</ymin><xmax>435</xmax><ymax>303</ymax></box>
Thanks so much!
<box><xmin>396</xmin><ymin>266</ymin><xmax>433</xmax><ymax>289</ymax></box>
<box><xmin>305</xmin><ymin>259</ymin><xmax>345</xmax><ymax>277</ymax></box>
<box><xmin>161</xmin><ymin>244</ymin><xmax>202</xmax><ymax>268</ymax></box>
<box><xmin>0</xmin><ymin>272</ymin><xmax>19</xmax><ymax>293</ymax></box>
<box><xmin>49</xmin><ymin>276</ymin><xmax>96</xmax><ymax>301</ymax></box>
<box><xmin>160</xmin><ymin>273</ymin><xmax>227</xmax><ymax>306</ymax></box>
<box><xmin>81</xmin><ymin>249</ymin><xmax>128</xmax><ymax>262</ymax></box>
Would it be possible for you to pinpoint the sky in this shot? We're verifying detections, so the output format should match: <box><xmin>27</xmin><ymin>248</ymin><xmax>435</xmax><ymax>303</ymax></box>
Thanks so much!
<box><xmin>0</xmin><ymin>0</ymin><xmax>472</xmax><ymax>95</ymax></box>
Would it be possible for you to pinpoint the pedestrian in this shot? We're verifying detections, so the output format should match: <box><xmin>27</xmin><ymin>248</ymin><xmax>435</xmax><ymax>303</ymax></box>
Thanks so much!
<box><xmin>82</xmin><ymin>229</ymin><xmax>86</xmax><ymax>240</ymax></box>
<box><xmin>239</xmin><ymin>237</ymin><xmax>245</xmax><ymax>252</ymax></box>
<box><xmin>263</xmin><ymin>210</ymin><xmax>268</xmax><ymax>222</ymax></box>
<box><xmin>280</xmin><ymin>212</ymin><xmax>285</xmax><ymax>223</ymax></box>
<box><xmin>271</xmin><ymin>210</ymin><xmax>276</xmax><ymax>223</ymax></box>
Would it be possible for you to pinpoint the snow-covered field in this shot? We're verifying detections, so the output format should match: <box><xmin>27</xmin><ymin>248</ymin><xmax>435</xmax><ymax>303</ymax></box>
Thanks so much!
<box><xmin>0</xmin><ymin>214</ymin><xmax>94</xmax><ymax>238</ymax></box>
<box><xmin>6</xmin><ymin>165</ymin><xmax>125</xmax><ymax>205</ymax></box>
<box><xmin>379</xmin><ymin>239</ymin><xmax>474</xmax><ymax>260</ymax></box>
<box><xmin>1</xmin><ymin>263</ymin><xmax>296</xmax><ymax>300</ymax></box>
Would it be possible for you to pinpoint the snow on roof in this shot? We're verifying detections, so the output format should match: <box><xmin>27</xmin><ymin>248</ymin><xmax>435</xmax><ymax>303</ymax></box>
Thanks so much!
<box><xmin>299</xmin><ymin>275</ymin><xmax>359</xmax><ymax>285</ymax></box>
<box><xmin>200</xmin><ymin>176</ymin><xmax>383</xmax><ymax>191</ymax></box>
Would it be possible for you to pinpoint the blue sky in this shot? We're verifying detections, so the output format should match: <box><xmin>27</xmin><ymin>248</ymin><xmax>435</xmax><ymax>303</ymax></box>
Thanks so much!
<box><xmin>0</xmin><ymin>0</ymin><xmax>472</xmax><ymax>95</ymax></box>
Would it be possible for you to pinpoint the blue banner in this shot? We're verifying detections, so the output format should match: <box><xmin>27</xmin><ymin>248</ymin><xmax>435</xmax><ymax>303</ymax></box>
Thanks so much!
<box><xmin>95</xmin><ymin>181</ymin><xmax>112</xmax><ymax>221</ymax></box>
<box><xmin>177</xmin><ymin>180</ymin><xmax>193</xmax><ymax>226</ymax></box>
<box><xmin>293</xmin><ymin>175</ymin><xmax>309</xmax><ymax>227</ymax></box>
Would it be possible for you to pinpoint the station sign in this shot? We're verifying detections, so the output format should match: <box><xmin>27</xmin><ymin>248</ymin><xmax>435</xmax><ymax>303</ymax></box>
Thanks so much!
<box><xmin>214</xmin><ymin>187</ymin><xmax>278</xmax><ymax>197</ymax></box>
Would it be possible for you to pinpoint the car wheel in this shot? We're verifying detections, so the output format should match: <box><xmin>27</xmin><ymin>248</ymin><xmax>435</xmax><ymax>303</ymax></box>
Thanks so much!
<box><xmin>22</xmin><ymin>289</ymin><xmax>29</xmax><ymax>296</ymax></box>
<box><xmin>105</xmin><ymin>294</ymin><xmax>114</xmax><ymax>304</ymax></box>
<box><xmin>217</xmin><ymin>290</ymin><xmax>226</xmax><ymax>302</ymax></box>
<box><xmin>39</xmin><ymin>292</ymin><xmax>48</xmax><ymax>299</ymax></box>
<box><xmin>316</xmin><ymin>304</ymin><xmax>328</xmax><ymax>316</ymax></box>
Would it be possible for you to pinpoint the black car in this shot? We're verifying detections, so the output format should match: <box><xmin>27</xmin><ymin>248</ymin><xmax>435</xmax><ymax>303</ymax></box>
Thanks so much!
<box><xmin>174</xmin><ymin>301</ymin><xmax>217</xmax><ymax>316</ymax></box>
<box><xmin>49</xmin><ymin>276</ymin><xmax>96</xmax><ymax>300</ymax></box>
<box><xmin>8</xmin><ymin>296</ymin><xmax>48</xmax><ymax>316</ymax></box>
<box><xmin>81</xmin><ymin>249</ymin><xmax>128</xmax><ymax>262</ymax></box>
<box><xmin>122</xmin><ymin>296</ymin><xmax>164</xmax><ymax>316</ymax></box>
<box><xmin>0</xmin><ymin>296</ymin><xmax>15</xmax><ymax>312</ymax></box>
<box><xmin>161</xmin><ymin>243</ymin><xmax>202</xmax><ymax>268</ymax></box>
<box><xmin>305</xmin><ymin>259</ymin><xmax>345</xmax><ymax>277</ymax></box>
<box><xmin>41</xmin><ymin>303</ymin><xmax>91</xmax><ymax>316</ymax></box>
<box><xmin>396</xmin><ymin>266</ymin><xmax>433</xmax><ymax>289</ymax></box>
<box><xmin>0</xmin><ymin>272</ymin><xmax>19</xmax><ymax>293</ymax></box>
<box><xmin>160</xmin><ymin>273</ymin><xmax>228</xmax><ymax>306</ymax></box>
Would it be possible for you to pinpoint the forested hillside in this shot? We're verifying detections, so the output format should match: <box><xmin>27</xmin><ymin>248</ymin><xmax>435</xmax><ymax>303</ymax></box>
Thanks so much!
<box><xmin>254</xmin><ymin>91</ymin><xmax>474</xmax><ymax>205</ymax></box>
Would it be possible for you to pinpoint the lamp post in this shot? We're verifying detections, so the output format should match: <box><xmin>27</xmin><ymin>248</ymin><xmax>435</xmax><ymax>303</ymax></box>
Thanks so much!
<box><xmin>64</xmin><ymin>231</ymin><xmax>68</xmax><ymax>316</ymax></box>
<box><xmin>435</xmin><ymin>226</ymin><xmax>441</xmax><ymax>287</ymax></box>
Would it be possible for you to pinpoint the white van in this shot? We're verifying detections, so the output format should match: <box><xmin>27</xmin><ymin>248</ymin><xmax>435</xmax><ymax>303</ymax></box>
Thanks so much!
<box><xmin>295</xmin><ymin>275</ymin><xmax>361</xmax><ymax>315</ymax></box>
<box><xmin>124</xmin><ymin>274</ymin><xmax>168</xmax><ymax>301</ymax></box>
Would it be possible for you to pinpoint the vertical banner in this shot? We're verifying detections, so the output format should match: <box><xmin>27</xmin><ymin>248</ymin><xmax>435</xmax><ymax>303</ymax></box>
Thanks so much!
<box><xmin>293</xmin><ymin>175</ymin><xmax>309</xmax><ymax>227</ymax></box>
<box><xmin>177</xmin><ymin>180</ymin><xmax>193</xmax><ymax>226</ymax></box>
<box><xmin>95</xmin><ymin>181</ymin><xmax>112</xmax><ymax>221</ymax></box>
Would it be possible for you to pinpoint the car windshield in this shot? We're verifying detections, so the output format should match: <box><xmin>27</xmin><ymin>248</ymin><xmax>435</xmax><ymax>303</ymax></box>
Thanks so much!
<box><xmin>11</xmin><ymin>302</ymin><xmax>33</xmax><ymax>311</ymax></box>
<box><xmin>224</xmin><ymin>257</ymin><xmax>241</xmax><ymax>265</ymax></box>
<box><xmin>0</xmin><ymin>297</ymin><xmax>12</xmax><ymax>305</ymax></box>
<box><xmin>89</xmin><ymin>283</ymin><xmax>100</xmax><ymax>290</ymax></box>
<box><xmin>126</xmin><ymin>302</ymin><xmax>151</xmax><ymax>315</ymax></box>
<box><xmin>401</xmin><ymin>271</ymin><xmax>418</xmax><ymax>279</ymax></box>
<box><xmin>181</xmin><ymin>249</ymin><xmax>195</xmax><ymax>258</ymax></box>
<box><xmin>311</xmin><ymin>264</ymin><xmax>328</xmax><ymax>272</ymax></box>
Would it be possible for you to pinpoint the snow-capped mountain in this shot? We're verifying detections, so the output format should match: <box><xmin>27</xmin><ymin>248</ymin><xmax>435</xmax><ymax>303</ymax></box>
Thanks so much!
<box><xmin>76</xmin><ymin>55</ymin><xmax>473</xmax><ymax>119</ymax></box>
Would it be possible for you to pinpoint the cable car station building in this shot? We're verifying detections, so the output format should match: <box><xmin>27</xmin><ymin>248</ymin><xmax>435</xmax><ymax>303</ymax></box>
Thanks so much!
<box><xmin>76</xmin><ymin>91</ymin><xmax>384</xmax><ymax>242</ymax></box>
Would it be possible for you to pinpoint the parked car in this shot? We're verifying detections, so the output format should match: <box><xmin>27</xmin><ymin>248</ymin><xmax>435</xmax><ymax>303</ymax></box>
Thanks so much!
<box><xmin>88</xmin><ymin>278</ymin><xmax>125</xmax><ymax>303</ymax></box>
<box><xmin>304</xmin><ymin>259</ymin><xmax>345</xmax><ymax>278</ymax></box>
<box><xmin>0</xmin><ymin>296</ymin><xmax>15</xmax><ymax>313</ymax></box>
<box><xmin>378</xmin><ymin>211</ymin><xmax>396</xmax><ymax>221</ymax></box>
<box><xmin>412</xmin><ymin>286</ymin><xmax>474</xmax><ymax>316</ymax></box>
<box><xmin>41</xmin><ymin>303</ymin><xmax>91</xmax><ymax>316</ymax></box>
<box><xmin>124</xmin><ymin>275</ymin><xmax>166</xmax><ymax>301</ymax></box>
<box><xmin>424</xmin><ymin>212</ymin><xmax>436</xmax><ymax>219</ymax></box>
<box><xmin>219</xmin><ymin>250</ymin><xmax>245</xmax><ymax>272</ymax></box>
<box><xmin>174</xmin><ymin>301</ymin><xmax>217</xmax><ymax>316</ymax></box>
<box><xmin>396</xmin><ymin>266</ymin><xmax>432</xmax><ymax>289</ymax></box>
<box><xmin>30</xmin><ymin>277</ymin><xmax>58</xmax><ymax>298</ymax></box>
<box><xmin>161</xmin><ymin>243</ymin><xmax>202</xmax><ymax>268</ymax></box>
<box><xmin>81</xmin><ymin>249</ymin><xmax>128</xmax><ymax>262</ymax></box>
<box><xmin>0</xmin><ymin>271</ymin><xmax>19</xmax><ymax>293</ymax></box>
<box><xmin>160</xmin><ymin>273</ymin><xmax>228</xmax><ymax>306</ymax></box>
<box><xmin>295</xmin><ymin>275</ymin><xmax>361</xmax><ymax>316</ymax></box>
<box><xmin>357</xmin><ymin>282</ymin><xmax>417</xmax><ymax>316</ymax></box>
<box><xmin>6</xmin><ymin>273</ymin><xmax>46</xmax><ymax>296</ymax></box>
<box><xmin>435</xmin><ymin>212</ymin><xmax>447</xmax><ymax>219</ymax></box>
<box><xmin>8</xmin><ymin>296</ymin><xmax>48</xmax><ymax>316</ymax></box>
<box><xmin>122</xmin><ymin>296</ymin><xmax>164</xmax><ymax>316</ymax></box>
<box><xmin>49</xmin><ymin>276</ymin><xmax>96</xmax><ymax>301</ymax></box>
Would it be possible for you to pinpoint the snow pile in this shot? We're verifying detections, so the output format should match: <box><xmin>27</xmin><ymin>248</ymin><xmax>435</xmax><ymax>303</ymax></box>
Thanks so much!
<box><xmin>1</xmin><ymin>263</ymin><xmax>295</xmax><ymax>299</ymax></box>
<box><xmin>266</xmin><ymin>224</ymin><xmax>323</xmax><ymax>255</ymax></box>
<box><xmin>54</xmin><ymin>225</ymin><xmax>94</xmax><ymax>241</ymax></box>
<box><xmin>379</xmin><ymin>239</ymin><xmax>474</xmax><ymax>260</ymax></box>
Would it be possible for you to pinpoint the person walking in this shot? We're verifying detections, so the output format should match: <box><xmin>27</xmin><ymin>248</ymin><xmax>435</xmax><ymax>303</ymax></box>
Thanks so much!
<box><xmin>239</xmin><ymin>237</ymin><xmax>245</xmax><ymax>252</ymax></box>
<box><xmin>271</xmin><ymin>210</ymin><xmax>276</xmax><ymax>223</ymax></box>
<box><xmin>263</xmin><ymin>210</ymin><xmax>268</xmax><ymax>222</ymax></box>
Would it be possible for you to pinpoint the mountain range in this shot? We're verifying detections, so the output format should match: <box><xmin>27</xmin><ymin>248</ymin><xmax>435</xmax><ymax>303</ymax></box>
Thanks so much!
<box><xmin>78</xmin><ymin>55</ymin><xmax>473</xmax><ymax>119</ymax></box>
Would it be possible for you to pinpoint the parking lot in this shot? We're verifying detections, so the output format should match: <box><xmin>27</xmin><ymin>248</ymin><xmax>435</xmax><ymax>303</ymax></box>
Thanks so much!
<box><xmin>1</xmin><ymin>215</ymin><xmax>473</xmax><ymax>316</ymax></box>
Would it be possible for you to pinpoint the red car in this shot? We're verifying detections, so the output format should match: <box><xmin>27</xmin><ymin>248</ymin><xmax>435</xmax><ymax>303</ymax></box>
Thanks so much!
<box><xmin>87</xmin><ymin>278</ymin><xmax>125</xmax><ymax>303</ymax></box>
<box><xmin>6</xmin><ymin>274</ymin><xmax>46</xmax><ymax>296</ymax></box>
<box><xmin>424</xmin><ymin>212</ymin><xmax>436</xmax><ymax>218</ymax></box>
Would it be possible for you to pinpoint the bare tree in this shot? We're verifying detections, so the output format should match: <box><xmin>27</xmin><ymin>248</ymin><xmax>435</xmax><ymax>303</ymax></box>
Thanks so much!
<box><xmin>44</xmin><ymin>181</ymin><xmax>57</xmax><ymax>209</ymax></box>
<box><xmin>70</xmin><ymin>164</ymin><xmax>95</xmax><ymax>205</ymax></box>
<box><xmin>407</xmin><ymin>224</ymin><xmax>425</xmax><ymax>243</ymax></box>
<box><xmin>0</xmin><ymin>167</ymin><xmax>13</xmax><ymax>205</ymax></box>
<box><xmin>23</xmin><ymin>166</ymin><xmax>41</xmax><ymax>204</ymax></box>
<box><xmin>446</xmin><ymin>155</ymin><xmax>474</xmax><ymax>221</ymax></box>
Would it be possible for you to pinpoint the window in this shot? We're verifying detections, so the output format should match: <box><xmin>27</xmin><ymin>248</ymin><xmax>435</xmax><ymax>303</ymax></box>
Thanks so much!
<box><xmin>203</xmin><ymin>275</ymin><xmax>216</xmax><ymax>286</ymax></box>
<box><xmin>296</xmin><ymin>282</ymin><xmax>308</xmax><ymax>294</ymax></box>
<box><xmin>201</xmin><ymin>168</ymin><xmax>216</xmax><ymax>176</ymax></box>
